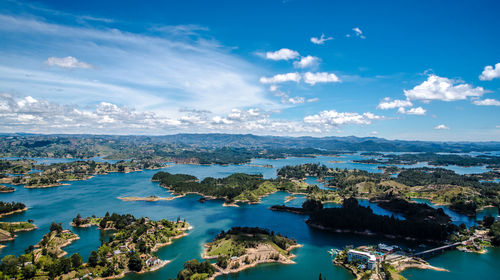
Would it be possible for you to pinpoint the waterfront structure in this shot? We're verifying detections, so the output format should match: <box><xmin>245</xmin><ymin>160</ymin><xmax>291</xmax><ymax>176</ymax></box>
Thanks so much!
<box><xmin>347</xmin><ymin>250</ymin><xmax>377</xmax><ymax>270</ymax></box>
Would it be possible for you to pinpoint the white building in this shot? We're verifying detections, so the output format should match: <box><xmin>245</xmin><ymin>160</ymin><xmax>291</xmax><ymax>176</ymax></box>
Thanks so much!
<box><xmin>347</xmin><ymin>250</ymin><xmax>376</xmax><ymax>270</ymax></box>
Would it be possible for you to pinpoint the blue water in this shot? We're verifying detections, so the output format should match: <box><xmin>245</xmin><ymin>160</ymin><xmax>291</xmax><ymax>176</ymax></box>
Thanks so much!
<box><xmin>0</xmin><ymin>154</ymin><xmax>498</xmax><ymax>280</ymax></box>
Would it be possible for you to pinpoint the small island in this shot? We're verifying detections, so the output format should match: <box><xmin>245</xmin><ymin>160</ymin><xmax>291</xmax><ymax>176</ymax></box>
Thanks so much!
<box><xmin>0</xmin><ymin>201</ymin><xmax>27</xmax><ymax>218</ymax></box>
<box><xmin>0</xmin><ymin>185</ymin><xmax>14</xmax><ymax>193</ymax></box>
<box><xmin>0</xmin><ymin>221</ymin><xmax>37</xmax><ymax>242</ymax></box>
<box><xmin>175</xmin><ymin>227</ymin><xmax>300</xmax><ymax>280</ymax></box>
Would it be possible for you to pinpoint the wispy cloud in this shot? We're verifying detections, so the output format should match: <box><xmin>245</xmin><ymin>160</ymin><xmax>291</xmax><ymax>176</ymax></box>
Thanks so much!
<box><xmin>472</xmin><ymin>98</ymin><xmax>500</xmax><ymax>106</ymax></box>
<box><xmin>260</xmin><ymin>72</ymin><xmax>301</xmax><ymax>84</ymax></box>
<box><xmin>293</xmin><ymin>55</ymin><xmax>320</xmax><ymax>69</ymax></box>
<box><xmin>397</xmin><ymin>106</ymin><xmax>426</xmax><ymax>115</ymax></box>
<box><xmin>46</xmin><ymin>56</ymin><xmax>93</xmax><ymax>69</ymax></box>
<box><xmin>310</xmin><ymin>34</ymin><xmax>333</xmax><ymax>45</ymax></box>
<box><xmin>303</xmin><ymin>72</ymin><xmax>341</xmax><ymax>85</ymax></box>
<box><xmin>434</xmin><ymin>124</ymin><xmax>450</xmax><ymax>130</ymax></box>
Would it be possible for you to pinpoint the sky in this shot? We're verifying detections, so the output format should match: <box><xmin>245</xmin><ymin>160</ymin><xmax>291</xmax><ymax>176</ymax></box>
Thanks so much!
<box><xmin>0</xmin><ymin>0</ymin><xmax>499</xmax><ymax>141</ymax></box>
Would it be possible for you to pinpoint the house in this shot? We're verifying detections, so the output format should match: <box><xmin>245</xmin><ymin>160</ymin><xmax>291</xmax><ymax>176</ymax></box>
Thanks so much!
<box><xmin>347</xmin><ymin>250</ymin><xmax>377</xmax><ymax>270</ymax></box>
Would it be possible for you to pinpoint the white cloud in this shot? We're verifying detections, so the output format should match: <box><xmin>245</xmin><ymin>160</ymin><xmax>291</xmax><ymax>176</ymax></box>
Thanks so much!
<box><xmin>293</xmin><ymin>55</ymin><xmax>319</xmax><ymax>69</ymax></box>
<box><xmin>265</xmin><ymin>48</ymin><xmax>300</xmax><ymax>60</ymax></box>
<box><xmin>352</xmin><ymin>27</ymin><xmax>366</xmax><ymax>39</ymax></box>
<box><xmin>397</xmin><ymin>106</ymin><xmax>426</xmax><ymax>115</ymax></box>
<box><xmin>472</xmin><ymin>98</ymin><xmax>500</xmax><ymax>106</ymax></box>
<box><xmin>479</xmin><ymin>63</ymin><xmax>500</xmax><ymax>81</ymax></box>
<box><xmin>377</xmin><ymin>98</ymin><xmax>413</xmax><ymax>110</ymax></box>
<box><xmin>404</xmin><ymin>75</ymin><xmax>486</xmax><ymax>102</ymax></box>
<box><xmin>307</xmin><ymin>97</ymin><xmax>319</xmax><ymax>103</ymax></box>
<box><xmin>46</xmin><ymin>56</ymin><xmax>93</xmax><ymax>69</ymax></box>
<box><xmin>304</xmin><ymin>110</ymin><xmax>382</xmax><ymax>127</ymax></box>
<box><xmin>260</xmin><ymin>72</ymin><xmax>301</xmax><ymax>84</ymax></box>
<box><xmin>310</xmin><ymin>34</ymin><xmax>333</xmax><ymax>45</ymax></box>
<box><xmin>303</xmin><ymin>72</ymin><xmax>341</xmax><ymax>85</ymax></box>
<box><xmin>434</xmin><ymin>124</ymin><xmax>450</xmax><ymax>130</ymax></box>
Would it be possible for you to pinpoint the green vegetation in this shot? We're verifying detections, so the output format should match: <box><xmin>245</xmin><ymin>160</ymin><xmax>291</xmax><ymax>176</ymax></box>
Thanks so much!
<box><xmin>0</xmin><ymin>201</ymin><xmax>26</xmax><ymax>215</ymax></box>
<box><xmin>0</xmin><ymin>159</ymin><xmax>35</xmax><ymax>174</ymax></box>
<box><xmin>5</xmin><ymin>159</ymin><xmax>165</xmax><ymax>188</ymax></box>
<box><xmin>176</xmin><ymin>259</ymin><xmax>215</xmax><ymax>280</ymax></box>
<box><xmin>0</xmin><ymin>221</ymin><xmax>36</xmax><ymax>232</ymax></box>
<box><xmin>374</xmin><ymin>196</ymin><xmax>450</xmax><ymax>224</ymax></box>
<box><xmin>277</xmin><ymin>163</ymin><xmax>331</xmax><ymax>179</ymax></box>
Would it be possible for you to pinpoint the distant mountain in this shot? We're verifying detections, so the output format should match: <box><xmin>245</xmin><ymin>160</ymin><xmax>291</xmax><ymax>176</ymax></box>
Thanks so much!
<box><xmin>1</xmin><ymin>133</ymin><xmax>498</xmax><ymax>153</ymax></box>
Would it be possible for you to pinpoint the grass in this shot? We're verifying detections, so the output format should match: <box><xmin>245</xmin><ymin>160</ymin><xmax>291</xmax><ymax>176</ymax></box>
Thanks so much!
<box><xmin>0</xmin><ymin>221</ymin><xmax>36</xmax><ymax>232</ymax></box>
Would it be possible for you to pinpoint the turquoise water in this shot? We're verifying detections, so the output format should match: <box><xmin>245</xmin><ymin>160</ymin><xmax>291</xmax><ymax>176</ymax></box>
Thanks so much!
<box><xmin>0</xmin><ymin>154</ymin><xmax>498</xmax><ymax>280</ymax></box>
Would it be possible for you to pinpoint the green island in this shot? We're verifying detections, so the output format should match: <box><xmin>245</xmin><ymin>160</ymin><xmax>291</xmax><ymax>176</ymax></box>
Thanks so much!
<box><xmin>1</xmin><ymin>159</ymin><xmax>166</xmax><ymax>188</ymax></box>
<box><xmin>0</xmin><ymin>213</ymin><xmax>190</xmax><ymax>279</ymax></box>
<box><xmin>0</xmin><ymin>201</ymin><xmax>27</xmax><ymax>217</ymax></box>
<box><xmin>175</xmin><ymin>227</ymin><xmax>300</xmax><ymax>280</ymax></box>
<box><xmin>151</xmin><ymin>171</ymin><xmax>310</xmax><ymax>204</ymax></box>
<box><xmin>0</xmin><ymin>185</ymin><xmax>14</xmax><ymax>193</ymax></box>
<box><xmin>0</xmin><ymin>221</ymin><xmax>37</xmax><ymax>243</ymax></box>
<box><xmin>0</xmin><ymin>159</ymin><xmax>36</xmax><ymax>175</ymax></box>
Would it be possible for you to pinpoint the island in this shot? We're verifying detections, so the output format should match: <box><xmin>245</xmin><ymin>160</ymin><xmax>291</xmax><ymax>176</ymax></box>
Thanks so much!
<box><xmin>151</xmin><ymin>171</ymin><xmax>307</xmax><ymax>205</ymax></box>
<box><xmin>0</xmin><ymin>185</ymin><xmax>14</xmax><ymax>193</ymax></box>
<box><xmin>175</xmin><ymin>227</ymin><xmax>300</xmax><ymax>280</ymax></box>
<box><xmin>0</xmin><ymin>221</ymin><xmax>37</xmax><ymax>242</ymax></box>
<box><xmin>0</xmin><ymin>201</ymin><xmax>27</xmax><ymax>217</ymax></box>
<box><xmin>0</xmin><ymin>213</ymin><xmax>190</xmax><ymax>279</ymax></box>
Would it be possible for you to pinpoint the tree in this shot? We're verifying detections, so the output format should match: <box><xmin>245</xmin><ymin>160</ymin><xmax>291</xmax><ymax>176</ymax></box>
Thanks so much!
<box><xmin>128</xmin><ymin>253</ymin><xmax>142</xmax><ymax>272</ymax></box>
<box><xmin>59</xmin><ymin>258</ymin><xmax>72</xmax><ymax>274</ymax></box>
<box><xmin>1</xmin><ymin>255</ymin><xmax>19</xmax><ymax>276</ymax></box>
<box><xmin>21</xmin><ymin>263</ymin><xmax>36</xmax><ymax>279</ymax></box>
<box><xmin>50</xmin><ymin>222</ymin><xmax>63</xmax><ymax>233</ymax></box>
<box><xmin>88</xmin><ymin>251</ymin><xmax>98</xmax><ymax>267</ymax></box>
<box><xmin>71</xmin><ymin>253</ymin><xmax>83</xmax><ymax>268</ymax></box>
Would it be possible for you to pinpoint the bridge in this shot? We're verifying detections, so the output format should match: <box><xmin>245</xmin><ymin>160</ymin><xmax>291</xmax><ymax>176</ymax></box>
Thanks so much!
<box><xmin>412</xmin><ymin>241</ymin><xmax>464</xmax><ymax>258</ymax></box>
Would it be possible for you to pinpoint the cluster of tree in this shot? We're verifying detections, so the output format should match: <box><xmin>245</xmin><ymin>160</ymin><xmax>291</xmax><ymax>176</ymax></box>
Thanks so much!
<box><xmin>305</xmin><ymin>198</ymin><xmax>456</xmax><ymax>241</ymax></box>
<box><xmin>0</xmin><ymin>201</ymin><xmax>25</xmax><ymax>214</ymax></box>
<box><xmin>277</xmin><ymin>163</ymin><xmax>331</xmax><ymax>179</ymax></box>
<box><xmin>176</xmin><ymin>259</ymin><xmax>215</xmax><ymax>280</ymax></box>
<box><xmin>354</xmin><ymin>152</ymin><xmax>500</xmax><ymax>168</ymax></box>
<box><xmin>328</xmin><ymin>169</ymin><xmax>388</xmax><ymax>189</ymax></box>
<box><xmin>153</xmin><ymin>171</ymin><xmax>278</xmax><ymax>201</ymax></box>
<box><xmin>0</xmin><ymin>252</ymin><xmax>83</xmax><ymax>279</ymax></box>
<box><xmin>0</xmin><ymin>159</ymin><xmax>34</xmax><ymax>174</ymax></box>
<box><xmin>214</xmin><ymin>227</ymin><xmax>297</xmax><ymax>251</ymax></box>
<box><xmin>395</xmin><ymin>168</ymin><xmax>483</xmax><ymax>188</ymax></box>
<box><xmin>98</xmin><ymin>212</ymin><xmax>137</xmax><ymax>230</ymax></box>
<box><xmin>374</xmin><ymin>196</ymin><xmax>450</xmax><ymax>224</ymax></box>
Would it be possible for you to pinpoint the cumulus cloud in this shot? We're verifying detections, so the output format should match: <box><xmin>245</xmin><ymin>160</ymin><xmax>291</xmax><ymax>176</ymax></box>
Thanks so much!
<box><xmin>397</xmin><ymin>106</ymin><xmax>426</xmax><ymax>115</ymax></box>
<box><xmin>304</xmin><ymin>110</ymin><xmax>382</xmax><ymax>127</ymax></box>
<box><xmin>293</xmin><ymin>55</ymin><xmax>320</xmax><ymax>69</ymax></box>
<box><xmin>310</xmin><ymin>34</ymin><xmax>333</xmax><ymax>45</ymax></box>
<box><xmin>377</xmin><ymin>98</ymin><xmax>413</xmax><ymax>110</ymax></box>
<box><xmin>472</xmin><ymin>98</ymin><xmax>500</xmax><ymax>106</ymax></box>
<box><xmin>404</xmin><ymin>75</ymin><xmax>486</xmax><ymax>102</ymax></box>
<box><xmin>303</xmin><ymin>72</ymin><xmax>341</xmax><ymax>85</ymax></box>
<box><xmin>265</xmin><ymin>48</ymin><xmax>300</xmax><ymax>60</ymax></box>
<box><xmin>259</xmin><ymin>72</ymin><xmax>301</xmax><ymax>84</ymax></box>
<box><xmin>434</xmin><ymin>124</ymin><xmax>450</xmax><ymax>130</ymax></box>
<box><xmin>45</xmin><ymin>56</ymin><xmax>93</xmax><ymax>69</ymax></box>
<box><xmin>479</xmin><ymin>63</ymin><xmax>500</xmax><ymax>81</ymax></box>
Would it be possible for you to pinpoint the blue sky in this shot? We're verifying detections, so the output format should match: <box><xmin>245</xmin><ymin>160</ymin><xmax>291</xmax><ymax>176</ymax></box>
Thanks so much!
<box><xmin>0</xmin><ymin>0</ymin><xmax>499</xmax><ymax>140</ymax></box>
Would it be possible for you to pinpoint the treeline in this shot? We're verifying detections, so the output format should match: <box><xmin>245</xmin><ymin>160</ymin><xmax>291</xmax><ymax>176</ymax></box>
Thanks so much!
<box><xmin>307</xmin><ymin>198</ymin><xmax>455</xmax><ymax>241</ymax></box>
<box><xmin>395</xmin><ymin>168</ymin><xmax>482</xmax><ymax>188</ymax></box>
<box><xmin>329</xmin><ymin>169</ymin><xmax>388</xmax><ymax>189</ymax></box>
<box><xmin>0</xmin><ymin>201</ymin><xmax>26</xmax><ymax>214</ymax></box>
<box><xmin>152</xmin><ymin>171</ymin><xmax>276</xmax><ymax>201</ymax></box>
<box><xmin>175</xmin><ymin>259</ymin><xmax>215</xmax><ymax>280</ymax></box>
<box><xmin>374</xmin><ymin>196</ymin><xmax>450</xmax><ymax>224</ymax></box>
<box><xmin>277</xmin><ymin>163</ymin><xmax>331</xmax><ymax>179</ymax></box>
